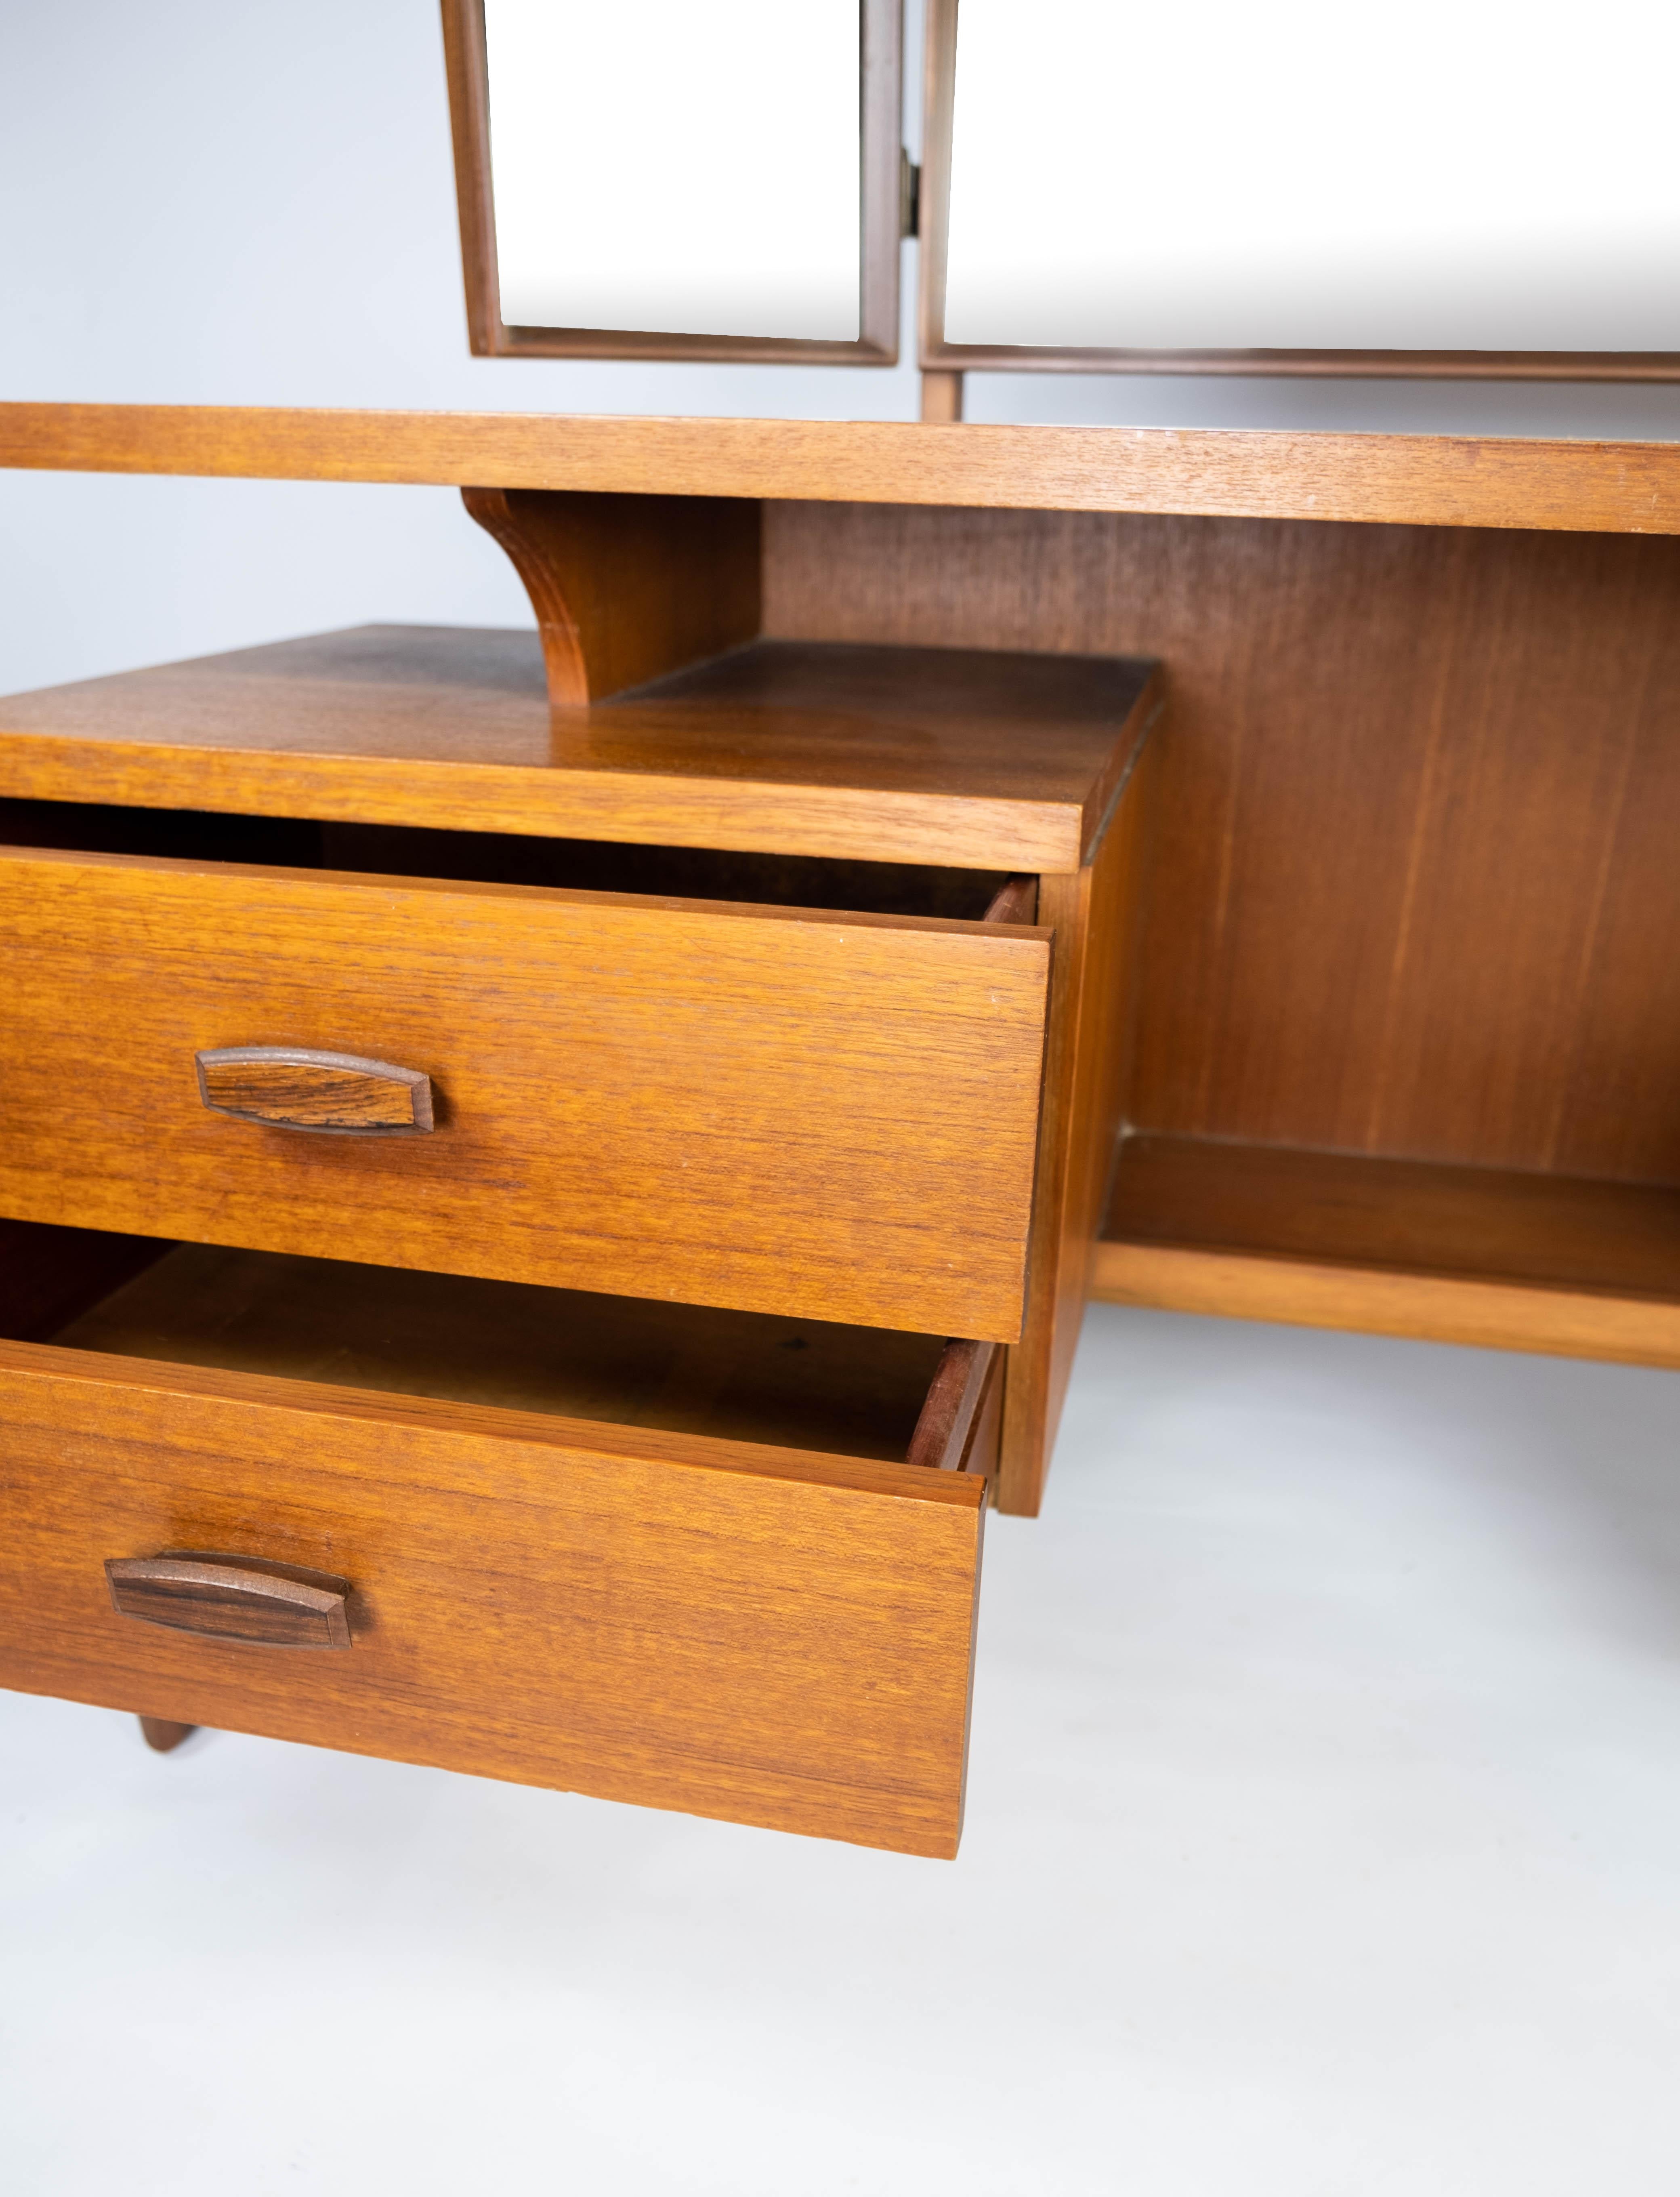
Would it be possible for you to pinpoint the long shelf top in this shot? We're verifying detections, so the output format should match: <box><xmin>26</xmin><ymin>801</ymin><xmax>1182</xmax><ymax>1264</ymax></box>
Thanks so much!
<box><xmin>2</xmin><ymin>403</ymin><xmax>1679</xmax><ymax>533</ymax></box>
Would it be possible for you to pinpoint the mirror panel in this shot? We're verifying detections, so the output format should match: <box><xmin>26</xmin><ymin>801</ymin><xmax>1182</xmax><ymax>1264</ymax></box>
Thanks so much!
<box><xmin>444</xmin><ymin>0</ymin><xmax>903</xmax><ymax>363</ymax></box>
<box><xmin>920</xmin><ymin>0</ymin><xmax>1680</xmax><ymax>379</ymax></box>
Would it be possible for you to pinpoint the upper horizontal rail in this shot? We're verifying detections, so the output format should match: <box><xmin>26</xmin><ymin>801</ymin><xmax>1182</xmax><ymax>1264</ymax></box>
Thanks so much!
<box><xmin>2</xmin><ymin>404</ymin><xmax>1679</xmax><ymax>534</ymax></box>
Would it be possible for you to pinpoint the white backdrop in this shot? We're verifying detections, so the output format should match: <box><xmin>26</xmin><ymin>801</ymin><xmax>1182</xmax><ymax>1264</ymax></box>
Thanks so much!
<box><xmin>4</xmin><ymin>16</ymin><xmax>1680</xmax><ymax>2192</ymax></box>
<box><xmin>944</xmin><ymin>0</ymin><xmax>1680</xmax><ymax>352</ymax></box>
<box><xmin>8</xmin><ymin>1307</ymin><xmax>1680</xmax><ymax>2197</ymax></box>
<box><xmin>3</xmin><ymin>0</ymin><xmax>1679</xmax><ymax>696</ymax></box>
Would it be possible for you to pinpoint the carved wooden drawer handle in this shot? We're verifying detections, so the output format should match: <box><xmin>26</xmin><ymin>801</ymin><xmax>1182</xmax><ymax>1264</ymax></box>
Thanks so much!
<box><xmin>196</xmin><ymin>1046</ymin><xmax>434</xmax><ymax>1134</ymax></box>
<box><xmin>105</xmin><ymin>1553</ymin><xmax>353</xmax><ymax>1649</ymax></box>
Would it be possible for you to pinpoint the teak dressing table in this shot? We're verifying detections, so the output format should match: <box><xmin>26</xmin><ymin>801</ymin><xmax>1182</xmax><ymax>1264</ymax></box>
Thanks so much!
<box><xmin>2</xmin><ymin>406</ymin><xmax>1678</xmax><ymax>1859</ymax></box>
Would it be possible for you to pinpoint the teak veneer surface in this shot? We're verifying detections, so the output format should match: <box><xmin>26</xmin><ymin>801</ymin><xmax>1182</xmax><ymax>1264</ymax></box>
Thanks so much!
<box><xmin>1096</xmin><ymin>1135</ymin><xmax>1680</xmax><ymax>1368</ymax></box>
<box><xmin>0</xmin><ymin>627</ymin><xmax>1157</xmax><ymax>873</ymax></box>
<box><xmin>0</xmin><ymin>846</ymin><xmax>1051</xmax><ymax>1340</ymax></box>
<box><xmin>1000</xmin><ymin>738</ymin><xmax>1159</xmax><ymax>1514</ymax></box>
<box><xmin>766</xmin><ymin>502</ymin><xmax>1680</xmax><ymax>1186</ymax></box>
<box><xmin>1105</xmin><ymin>1136</ymin><xmax>1680</xmax><ymax>1295</ymax></box>
<box><xmin>52</xmin><ymin>1240</ymin><xmax>950</xmax><ymax>1462</ymax></box>
<box><xmin>0</xmin><ymin>1339</ymin><xmax>984</xmax><ymax>1855</ymax></box>
<box><xmin>4</xmin><ymin>404</ymin><xmax>1680</xmax><ymax>533</ymax></box>
<box><xmin>459</xmin><ymin>489</ymin><xmax>762</xmax><ymax>704</ymax></box>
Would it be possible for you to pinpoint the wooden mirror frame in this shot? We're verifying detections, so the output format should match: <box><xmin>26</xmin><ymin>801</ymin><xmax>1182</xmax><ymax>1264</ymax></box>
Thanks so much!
<box><xmin>917</xmin><ymin>0</ymin><xmax>1680</xmax><ymax>385</ymax></box>
<box><xmin>441</xmin><ymin>0</ymin><xmax>905</xmax><ymax>365</ymax></box>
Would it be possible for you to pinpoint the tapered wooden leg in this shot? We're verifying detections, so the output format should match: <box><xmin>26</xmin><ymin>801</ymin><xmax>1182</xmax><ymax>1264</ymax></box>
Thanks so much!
<box><xmin>138</xmin><ymin>1716</ymin><xmax>195</xmax><ymax>1753</ymax></box>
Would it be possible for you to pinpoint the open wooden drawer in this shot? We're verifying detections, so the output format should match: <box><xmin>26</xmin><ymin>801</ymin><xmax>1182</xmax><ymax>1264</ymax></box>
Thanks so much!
<box><xmin>0</xmin><ymin>809</ymin><xmax>1050</xmax><ymax>1341</ymax></box>
<box><xmin>0</xmin><ymin>1221</ymin><xmax>995</xmax><ymax>1858</ymax></box>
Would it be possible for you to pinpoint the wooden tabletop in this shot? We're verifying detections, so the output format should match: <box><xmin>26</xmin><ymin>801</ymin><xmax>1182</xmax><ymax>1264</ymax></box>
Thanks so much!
<box><xmin>2</xmin><ymin>403</ymin><xmax>1678</xmax><ymax>533</ymax></box>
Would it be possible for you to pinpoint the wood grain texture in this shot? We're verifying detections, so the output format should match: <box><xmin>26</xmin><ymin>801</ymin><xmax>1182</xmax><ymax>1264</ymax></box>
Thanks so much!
<box><xmin>0</xmin><ymin>848</ymin><xmax>1052</xmax><ymax>1339</ymax></box>
<box><xmin>998</xmin><ymin>735</ymin><xmax>1162</xmax><ymax>1514</ymax></box>
<box><xmin>914</xmin><ymin>0</ymin><xmax>960</xmax><ymax>382</ymax></box>
<box><xmin>1093</xmin><ymin>1241</ymin><xmax>1680</xmax><ymax>1369</ymax></box>
<box><xmin>958</xmin><ymin>1346</ymin><xmax>1004</xmax><ymax>1483</ymax></box>
<box><xmin>1104</xmin><ymin>1135</ymin><xmax>1680</xmax><ymax>1295</ymax></box>
<box><xmin>440</xmin><ymin>0</ymin><xmax>904</xmax><ymax>364</ymax></box>
<box><xmin>1095</xmin><ymin>1137</ymin><xmax>1680</xmax><ymax>1369</ymax></box>
<box><xmin>50</xmin><ymin>1240</ymin><xmax>952</xmax><ymax>1463</ymax></box>
<box><xmin>0</xmin><ymin>1342</ymin><xmax>986</xmax><ymax>1856</ymax></box>
<box><xmin>0</xmin><ymin>626</ymin><xmax>1157</xmax><ymax>873</ymax></box>
<box><xmin>460</xmin><ymin>488</ymin><xmax>760</xmax><ymax>704</ymax></box>
<box><xmin>107</xmin><ymin>1554</ymin><xmax>353</xmax><ymax>1650</ymax></box>
<box><xmin>981</xmin><ymin>877</ymin><xmax>1040</xmax><ymax>926</ymax></box>
<box><xmin>196</xmin><ymin>1048</ymin><xmax>434</xmax><ymax>1135</ymax></box>
<box><xmin>920</xmin><ymin>373</ymin><xmax>964</xmax><ymax>424</ymax></box>
<box><xmin>5</xmin><ymin>405</ymin><xmax>1680</xmax><ymax>533</ymax></box>
<box><xmin>766</xmin><ymin>501</ymin><xmax>1680</xmax><ymax>1186</ymax></box>
<box><xmin>439</xmin><ymin>0</ymin><xmax>498</xmax><ymax>353</ymax></box>
<box><xmin>905</xmin><ymin>1339</ymin><xmax>997</xmax><ymax>1472</ymax></box>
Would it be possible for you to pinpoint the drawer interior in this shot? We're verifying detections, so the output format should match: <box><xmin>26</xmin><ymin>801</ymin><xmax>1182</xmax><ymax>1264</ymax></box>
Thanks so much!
<box><xmin>0</xmin><ymin>797</ymin><xmax>1013</xmax><ymax>921</ymax></box>
<box><xmin>2</xmin><ymin>1221</ymin><xmax>957</xmax><ymax>1463</ymax></box>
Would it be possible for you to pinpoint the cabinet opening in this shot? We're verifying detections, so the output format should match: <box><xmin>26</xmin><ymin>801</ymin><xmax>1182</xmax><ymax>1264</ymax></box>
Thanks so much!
<box><xmin>1096</xmin><ymin>1135</ymin><xmax>1680</xmax><ymax>1371</ymax></box>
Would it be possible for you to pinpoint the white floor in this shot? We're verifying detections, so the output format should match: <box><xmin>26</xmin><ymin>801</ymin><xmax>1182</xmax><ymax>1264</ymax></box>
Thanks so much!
<box><xmin>5</xmin><ymin>1305</ymin><xmax>1680</xmax><ymax>2196</ymax></box>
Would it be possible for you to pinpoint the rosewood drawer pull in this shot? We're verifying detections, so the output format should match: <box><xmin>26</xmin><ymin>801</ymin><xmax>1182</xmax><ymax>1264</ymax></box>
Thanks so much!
<box><xmin>105</xmin><ymin>1553</ymin><xmax>353</xmax><ymax>1649</ymax></box>
<box><xmin>195</xmin><ymin>1046</ymin><xmax>434</xmax><ymax>1134</ymax></box>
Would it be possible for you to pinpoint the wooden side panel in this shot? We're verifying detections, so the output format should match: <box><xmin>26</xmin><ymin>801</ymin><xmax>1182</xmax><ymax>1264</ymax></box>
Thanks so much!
<box><xmin>958</xmin><ymin>1348</ymin><xmax>1004</xmax><ymax>1480</ymax></box>
<box><xmin>1548</xmin><ymin>707</ymin><xmax>1680</xmax><ymax>1183</ymax></box>
<box><xmin>0</xmin><ymin>1347</ymin><xmax>985</xmax><ymax>1856</ymax></box>
<box><xmin>766</xmin><ymin>502</ymin><xmax>1680</xmax><ymax>1185</ymax></box>
<box><xmin>0</xmin><ymin>852</ymin><xmax>1051</xmax><ymax>1341</ymax></box>
<box><xmin>999</xmin><ymin>738</ymin><xmax>1160</xmax><ymax>1514</ymax></box>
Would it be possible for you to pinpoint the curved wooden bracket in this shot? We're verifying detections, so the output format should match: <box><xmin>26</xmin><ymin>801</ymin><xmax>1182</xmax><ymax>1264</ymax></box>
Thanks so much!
<box><xmin>462</xmin><ymin>487</ymin><xmax>761</xmax><ymax>707</ymax></box>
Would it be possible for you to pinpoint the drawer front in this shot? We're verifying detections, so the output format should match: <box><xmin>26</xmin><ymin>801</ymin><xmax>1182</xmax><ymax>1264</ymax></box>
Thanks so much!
<box><xmin>0</xmin><ymin>1344</ymin><xmax>986</xmax><ymax>1858</ymax></box>
<box><xmin>0</xmin><ymin>849</ymin><xmax>1050</xmax><ymax>1339</ymax></box>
